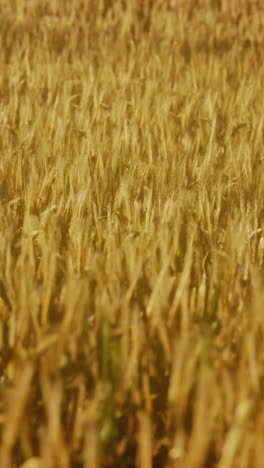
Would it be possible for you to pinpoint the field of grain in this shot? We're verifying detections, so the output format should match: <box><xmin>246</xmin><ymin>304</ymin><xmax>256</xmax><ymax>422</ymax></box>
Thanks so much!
<box><xmin>1</xmin><ymin>1</ymin><xmax>264</xmax><ymax>467</ymax></box>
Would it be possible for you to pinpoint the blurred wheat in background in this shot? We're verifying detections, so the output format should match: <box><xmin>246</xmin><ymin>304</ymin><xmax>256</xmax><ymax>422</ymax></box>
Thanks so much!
<box><xmin>0</xmin><ymin>0</ymin><xmax>264</xmax><ymax>467</ymax></box>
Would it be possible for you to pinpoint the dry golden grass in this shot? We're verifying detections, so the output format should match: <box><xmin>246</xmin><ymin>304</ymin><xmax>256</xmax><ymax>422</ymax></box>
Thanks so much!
<box><xmin>0</xmin><ymin>0</ymin><xmax>264</xmax><ymax>466</ymax></box>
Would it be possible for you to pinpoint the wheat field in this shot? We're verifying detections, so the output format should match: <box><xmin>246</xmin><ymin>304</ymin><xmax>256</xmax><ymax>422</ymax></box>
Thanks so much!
<box><xmin>0</xmin><ymin>1</ymin><xmax>264</xmax><ymax>467</ymax></box>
